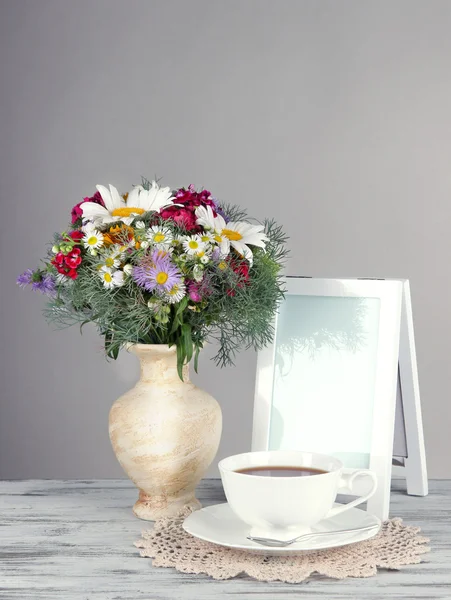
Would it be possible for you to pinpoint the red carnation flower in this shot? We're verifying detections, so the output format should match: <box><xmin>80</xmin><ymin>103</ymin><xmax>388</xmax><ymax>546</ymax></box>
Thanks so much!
<box><xmin>188</xmin><ymin>282</ymin><xmax>202</xmax><ymax>302</ymax></box>
<box><xmin>71</xmin><ymin>190</ymin><xmax>104</xmax><ymax>224</ymax></box>
<box><xmin>52</xmin><ymin>252</ymin><xmax>65</xmax><ymax>267</ymax></box>
<box><xmin>64</xmin><ymin>247</ymin><xmax>82</xmax><ymax>269</ymax></box>
<box><xmin>174</xmin><ymin>185</ymin><xmax>217</xmax><ymax>211</ymax></box>
<box><xmin>160</xmin><ymin>206</ymin><xmax>199</xmax><ymax>231</ymax></box>
<box><xmin>52</xmin><ymin>249</ymin><xmax>81</xmax><ymax>278</ymax></box>
<box><xmin>69</xmin><ymin>230</ymin><xmax>84</xmax><ymax>241</ymax></box>
<box><xmin>227</xmin><ymin>259</ymin><xmax>250</xmax><ymax>296</ymax></box>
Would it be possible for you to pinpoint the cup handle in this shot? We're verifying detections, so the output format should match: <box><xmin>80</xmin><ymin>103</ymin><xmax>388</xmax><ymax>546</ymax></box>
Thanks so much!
<box><xmin>325</xmin><ymin>469</ymin><xmax>378</xmax><ymax>519</ymax></box>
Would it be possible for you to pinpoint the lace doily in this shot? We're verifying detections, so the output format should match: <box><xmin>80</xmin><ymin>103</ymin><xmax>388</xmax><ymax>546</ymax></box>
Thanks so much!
<box><xmin>135</xmin><ymin>509</ymin><xmax>430</xmax><ymax>583</ymax></box>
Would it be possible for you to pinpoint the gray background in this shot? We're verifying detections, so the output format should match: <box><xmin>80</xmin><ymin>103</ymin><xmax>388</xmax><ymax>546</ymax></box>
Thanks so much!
<box><xmin>1</xmin><ymin>0</ymin><xmax>450</xmax><ymax>479</ymax></box>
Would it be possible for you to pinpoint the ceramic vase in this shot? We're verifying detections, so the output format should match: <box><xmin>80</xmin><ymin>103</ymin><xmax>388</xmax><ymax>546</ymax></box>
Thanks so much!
<box><xmin>109</xmin><ymin>344</ymin><xmax>222</xmax><ymax>520</ymax></box>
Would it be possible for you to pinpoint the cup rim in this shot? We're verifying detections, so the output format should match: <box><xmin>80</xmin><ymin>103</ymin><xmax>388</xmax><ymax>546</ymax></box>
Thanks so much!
<box><xmin>218</xmin><ymin>450</ymin><xmax>343</xmax><ymax>478</ymax></box>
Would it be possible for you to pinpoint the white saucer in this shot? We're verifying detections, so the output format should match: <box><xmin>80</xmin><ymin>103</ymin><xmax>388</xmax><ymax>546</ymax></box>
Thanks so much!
<box><xmin>183</xmin><ymin>503</ymin><xmax>381</xmax><ymax>555</ymax></box>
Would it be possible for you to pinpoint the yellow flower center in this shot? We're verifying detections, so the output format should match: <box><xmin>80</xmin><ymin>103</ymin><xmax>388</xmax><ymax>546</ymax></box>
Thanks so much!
<box><xmin>156</xmin><ymin>272</ymin><xmax>169</xmax><ymax>285</ymax></box>
<box><xmin>105</xmin><ymin>257</ymin><xmax>115</xmax><ymax>267</ymax></box>
<box><xmin>104</xmin><ymin>272</ymin><xmax>112</xmax><ymax>283</ymax></box>
<box><xmin>201</xmin><ymin>235</ymin><xmax>210</xmax><ymax>242</ymax></box>
<box><xmin>197</xmin><ymin>251</ymin><xmax>205</xmax><ymax>258</ymax></box>
<box><xmin>169</xmin><ymin>285</ymin><xmax>180</xmax><ymax>295</ymax></box>
<box><xmin>214</xmin><ymin>235</ymin><xmax>223</xmax><ymax>243</ymax></box>
<box><xmin>111</xmin><ymin>207</ymin><xmax>145</xmax><ymax>217</ymax></box>
<box><xmin>87</xmin><ymin>236</ymin><xmax>98</xmax><ymax>246</ymax></box>
<box><xmin>189</xmin><ymin>240</ymin><xmax>199</xmax><ymax>249</ymax></box>
<box><xmin>154</xmin><ymin>233</ymin><xmax>165</xmax><ymax>243</ymax></box>
<box><xmin>218</xmin><ymin>261</ymin><xmax>227</xmax><ymax>270</ymax></box>
<box><xmin>222</xmin><ymin>228</ymin><xmax>243</xmax><ymax>241</ymax></box>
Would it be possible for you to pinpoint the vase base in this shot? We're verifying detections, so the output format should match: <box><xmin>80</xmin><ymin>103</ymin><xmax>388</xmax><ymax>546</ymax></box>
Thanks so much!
<box><xmin>133</xmin><ymin>490</ymin><xmax>202</xmax><ymax>521</ymax></box>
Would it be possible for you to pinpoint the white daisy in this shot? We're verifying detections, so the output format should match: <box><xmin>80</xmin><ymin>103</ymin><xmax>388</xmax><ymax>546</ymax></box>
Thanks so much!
<box><xmin>98</xmin><ymin>246</ymin><xmax>124</xmax><ymax>270</ymax></box>
<box><xmin>99</xmin><ymin>267</ymin><xmax>124</xmax><ymax>289</ymax></box>
<box><xmin>80</xmin><ymin>182</ymin><xmax>174</xmax><ymax>227</ymax></box>
<box><xmin>195</xmin><ymin>205</ymin><xmax>268</xmax><ymax>265</ymax></box>
<box><xmin>200</xmin><ymin>232</ymin><xmax>215</xmax><ymax>244</ymax></box>
<box><xmin>83</xmin><ymin>228</ymin><xmax>104</xmax><ymax>254</ymax></box>
<box><xmin>164</xmin><ymin>282</ymin><xmax>186</xmax><ymax>304</ymax></box>
<box><xmin>200</xmin><ymin>254</ymin><xmax>210</xmax><ymax>265</ymax></box>
<box><xmin>183</xmin><ymin>235</ymin><xmax>206</xmax><ymax>256</ymax></box>
<box><xmin>147</xmin><ymin>225</ymin><xmax>173</xmax><ymax>250</ymax></box>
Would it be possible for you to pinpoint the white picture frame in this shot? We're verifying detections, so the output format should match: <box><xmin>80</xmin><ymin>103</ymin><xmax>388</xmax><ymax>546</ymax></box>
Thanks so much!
<box><xmin>392</xmin><ymin>281</ymin><xmax>428</xmax><ymax>496</ymax></box>
<box><xmin>252</xmin><ymin>277</ymin><xmax>404</xmax><ymax>520</ymax></box>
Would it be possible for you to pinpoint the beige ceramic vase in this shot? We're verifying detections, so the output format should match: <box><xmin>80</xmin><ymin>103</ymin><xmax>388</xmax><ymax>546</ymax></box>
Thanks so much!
<box><xmin>109</xmin><ymin>344</ymin><xmax>222</xmax><ymax>520</ymax></box>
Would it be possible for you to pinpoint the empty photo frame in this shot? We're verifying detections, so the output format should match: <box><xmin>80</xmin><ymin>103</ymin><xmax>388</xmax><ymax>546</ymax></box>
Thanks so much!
<box><xmin>252</xmin><ymin>277</ymin><xmax>405</xmax><ymax>520</ymax></box>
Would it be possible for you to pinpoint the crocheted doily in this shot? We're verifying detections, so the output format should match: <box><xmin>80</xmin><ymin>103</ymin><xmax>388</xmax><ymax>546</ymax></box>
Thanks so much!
<box><xmin>135</xmin><ymin>510</ymin><xmax>430</xmax><ymax>583</ymax></box>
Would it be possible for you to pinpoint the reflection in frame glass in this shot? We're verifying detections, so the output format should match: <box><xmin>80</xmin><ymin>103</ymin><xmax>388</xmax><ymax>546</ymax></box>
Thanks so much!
<box><xmin>252</xmin><ymin>277</ymin><xmax>404</xmax><ymax>520</ymax></box>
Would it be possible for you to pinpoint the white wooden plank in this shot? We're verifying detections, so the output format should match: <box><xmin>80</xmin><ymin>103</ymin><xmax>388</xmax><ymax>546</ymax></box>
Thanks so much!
<box><xmin>0</xmin><ymin>479</ymin><xmax>449</xmax><ymax>599</ymax></box>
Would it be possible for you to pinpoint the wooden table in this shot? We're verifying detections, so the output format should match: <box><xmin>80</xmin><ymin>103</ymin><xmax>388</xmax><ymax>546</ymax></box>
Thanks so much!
<box><xmin>0</xmin><ymin>479</ymin><xmax>449</xmax><ymax>599</ymax></box>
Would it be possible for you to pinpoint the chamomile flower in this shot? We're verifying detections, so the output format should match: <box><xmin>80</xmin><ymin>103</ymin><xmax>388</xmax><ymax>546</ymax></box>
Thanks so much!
<box><xmin>83</xmin><ymin>228</ymin><xmax>104</xmax><ymax>254</ymax></box>
<box><xmin>164</xmin><ymin>282</ymin><xmax>187</xmax><ymax>304</ymax></box>
<box><xmin>172</xmin><ymin>234</ymin><xmax>184</xmax><ymax>245</ymax></box>
<box><xmin>99</xmin><ymin>267</ymin><xmax>125</xmax><ymax>289</ymax></box>
<box><xmin>183</xmin><ymin>235</ymin><xmax>206</xmax><ymax>256</ymax></box>
<box><xmin>98</xmin><ymin>246</ymin><xmax>123</xmax><ymax>270</ymax></box>
<box><xmin>200</xmin><ymin>232</ymin><xmax>215</xmax><ymax>244</ymax></box>
<box><xmin>80</xmin><ymin>182</ymin><xmax>173</xmax><ymax>226</ymax></box>
<box><xmin>147</xmin><ymin>225</ymin><xmax>173</xmax><ymax>250</ymax></box>
<box><xmin>200</xmin><ymin>254</ymin><xmax>210</xmax><ymax>265</ymax></box>
<box><xmin>196</xmin><ymin>205</ymin><xmax>267</xmax><ymax>265</ymax></box>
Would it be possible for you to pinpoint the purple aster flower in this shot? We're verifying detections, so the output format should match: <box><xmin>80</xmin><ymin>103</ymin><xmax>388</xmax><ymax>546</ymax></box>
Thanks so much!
<box><xmin>133</xmin><ymin>250</ymin><xmax>182</xmax><ymax>293</ymax></box>
<box><xmin>215</xmin><ymin>204</ymin><xmax>229</xmax><ymax>223</ymax></box>
<box><xmin>17</xmin><ymin>269</ymin><xmax>33</xmax><ymax>288</ymax></box>
<box><xmin>32</xmin><ymin>274</ymin><xmax>57</xmax><ymax>296</ymax></box>
<box><xmin>211</xmin><ymin>247</ymin><xmax>221</xmax><ymax>262</ymax></box>
<box><xmin>17</xmin><ymin>269</ymin><xmax>56</xmax><ymax>296</ymax></box>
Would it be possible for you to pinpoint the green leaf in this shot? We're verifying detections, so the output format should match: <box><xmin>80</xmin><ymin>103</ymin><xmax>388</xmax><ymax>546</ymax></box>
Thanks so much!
<box><xmin>79</xmin><ymin>320</ymin><xmax>90</xmax><ymax>335</ymax></box>
<box><xmin>169</xmin><ymin>314</ymin><xmax>181</xmax><ymax>336</ymax></box>
<box><xmin>176</xmin><ymin>296</ymin><xmax>188</xmax><ymax>316</ymax></box>
<box><xmin>176</xmin><ymin>339</ymin><xmax>185</xmax><ymax>381</ymax></box>
<box><xmin>182</xmin><ymin>324</ymin><xmax>193</xmax><ymax>363</ymax></box>
<box><xmin>193</xmin><ymin>345</ymin><xmax>200</xmax><ymax>373</ymax></box>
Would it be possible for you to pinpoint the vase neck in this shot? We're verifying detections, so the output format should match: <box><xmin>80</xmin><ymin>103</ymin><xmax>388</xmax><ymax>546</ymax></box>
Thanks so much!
<box><xmin>131</xmin><ymin>345</ymin><xmax>190</xmax><ymax>383</ymax></box>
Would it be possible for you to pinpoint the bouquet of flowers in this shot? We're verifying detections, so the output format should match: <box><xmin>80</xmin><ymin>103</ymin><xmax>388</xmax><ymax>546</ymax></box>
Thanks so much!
<box><xmin>18</xmin><ymin>179</ymin><xmax>287</xmax><ymax>377</ymax></box>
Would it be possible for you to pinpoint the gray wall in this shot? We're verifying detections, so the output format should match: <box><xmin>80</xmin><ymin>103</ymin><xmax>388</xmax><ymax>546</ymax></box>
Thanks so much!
<box><xmin>1</xmin><ymin>0</ymin><xmax>450</xmax><ymax>479</ymax></box>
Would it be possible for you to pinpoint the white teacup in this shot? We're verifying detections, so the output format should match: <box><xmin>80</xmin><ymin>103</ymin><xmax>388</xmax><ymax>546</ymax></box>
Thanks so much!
<box><xmin>219</xmin><ymin>450</ymin><xmax>377</xmax><ymax>541</ymax></box>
